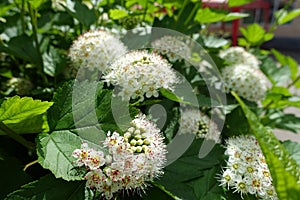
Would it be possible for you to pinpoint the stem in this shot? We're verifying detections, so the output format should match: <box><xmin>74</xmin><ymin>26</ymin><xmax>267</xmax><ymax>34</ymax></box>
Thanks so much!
<box><xmin>150</xmin><ymin>181</ymin><xmax>179</xmax><ymax>199</ymax></box>
<box><xmin>184</xmin><ymin>3</ymin><xmax>199</xmax><ymax>26</ymax></box>
<box><xmin>28</xmin><ymin>2</ymin><xmax>48</xmax><ymax>85</ymax></box>
<box><xmin>142</xmin><ymin>0</ymin><xmax>149</xmax><ymax>22</ymax></box>
<box><xmin>21</xmin><ymin>0</ymin><xmax>26</xmax><ymax>34</ymax></box>
<box><xmin>28</xmin><ymin>3</ymin><xmax>42</xmax><ymax>65</ymax></box>
<box><xmin>23</xmin><ymin>160</ymin><xmax>38</xmax><ymax>171</ymax></box>
<box><xmin>287</xmin><ymin>75</ymin><xmax>300</xmax><ymax>88</ymax></box>
<box><xmin>177</xmin><ymin>0</ymin><xmax>189</xmax><ymax>21</ymax></box>
<box><xmin>0</xmin><ymin>121</ymin><xmax>35</xmax><ymax>150</ymax></box>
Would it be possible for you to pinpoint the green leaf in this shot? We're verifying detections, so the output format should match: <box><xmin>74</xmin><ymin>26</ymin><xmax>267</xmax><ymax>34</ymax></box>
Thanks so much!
<box><xmin>263</xmin><ymin>110</ymin><xmax>300</xmax><ymax>133</ymax></box>
<box><xmin>276</xmin><ymin>8</ymin><xmax>300</xmax><ymax>25</ymax></box>
<box><xmin>157</xmin><ymin>140</ymin><xmax>225</xmax><ymax>199</ymax></box>
<box><xmin>232</xmin><ymin>92</ymin><xmax>300</xmax><ymax>200</ymax></box>
<box><xmin>240</xmin><ymin>23</ymin><xmax>273</xmax><ymax>46</ymax></box>
<box><xmin>271</xmin><ymin>49</ymin><xmax>298</xmax><ymax>80</ymax></box>
<box><xmin>6</xmin><ymin>174</ymin><xmax>85</xmax><ymax>200</ymax></box>
<box><xmin>36</xmin><ymin>131</ymin><xmax>83</xmax><ymax>181</ymax></box>
<box><xmin>283</xmin><ymin>140</ymin><xmax>300</xmax><ymax>165</ymax></box>
<box><xmin>0</xmin><ymin>96</ymin><xmax>53</xmax><ymax>123</ymax></box>
<box><xmin>159</xmin><ymin>88</ymin><xmax>189</xmax><ymax>104</ymax></box>
<box><xmin>0</xmin><ymin>149</ymin><xmax>32</xmax><ymax>199</ymax></box>
<box><xmin>48</xmin><ymin>81</ymin><xmax>124</xmax><ymax>133</ymax></box>
<box><xmin>109</xmin><ymin>9</ymin><xmax>128</xmax><ymax>20</ymax></box>
<box><xmin>228</xmin><ymin>0</ymin><xmax>254</xmax><ymax>7</ymax></box>
<box><xmin>0</xmin><ymin>96</ymin><xmax>53</xmax><ymax>135</ymax></box>
<box><xmin>0</xmin><ymin>35</ymin><xmax>41</xmax><ymax>65</ymax></box>
<box><xmin>194</xmin><ymin>8</ymin><xmax>247</xmax><ymax>24</ymax></box>
<box><xmin>222</xmin><ymin>12</ymin><xmax>249</xmax><ymax>21</ymax></box>
<box><xmin>63</xmin><ymin>1</ymin><xmax>97</xmax><ymax>28</ymax></box>
<box><xmin>193</xmin><ymin>167</ymin><xmax>225</xmax><ymax>200</ymax></box>
<box><xmin>202</xmin><ymin>35</ymin><xmax>229</xmax><ymax>48</ymax></box>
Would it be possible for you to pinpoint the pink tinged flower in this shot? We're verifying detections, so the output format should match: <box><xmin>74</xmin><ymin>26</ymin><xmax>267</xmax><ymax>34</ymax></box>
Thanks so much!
<box><xmin>87</xmin><ymin>150</ymin><xmax>106</xmax><ymax>170</ymax></box>
<box><xmin>72</xmin><ymin>143</ymin><xmax>92</xmax><ymax>167</ymax></box>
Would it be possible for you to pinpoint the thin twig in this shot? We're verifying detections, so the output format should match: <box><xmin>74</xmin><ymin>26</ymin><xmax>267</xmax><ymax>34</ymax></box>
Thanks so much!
<box><xmin>0</xmin><ymin>121</ymin><xmax>35</xmax><ymax>150</ymax></box>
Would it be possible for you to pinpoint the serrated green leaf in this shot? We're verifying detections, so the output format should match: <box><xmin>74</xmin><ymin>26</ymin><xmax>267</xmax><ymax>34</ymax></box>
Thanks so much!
<box><xmin>239</xmin><ymin>23</ymin><xmax>273</xmax><ymax>46</ymax></box>
<box><xmin>36</xmin><ymin>131</ymin><xmax>83</xmax><ymax>181</ymax></box>
<box><xmin>0</xmin><ymin>96</ymin><xmax>53</xmax><ymax>135</ymax></box>
<box><xmin>233</xmin><ymin>92</ymin><xmax>300</xmax><ymax>200</ymax></box>
<box><xmin>6</xmin><ymin>174</ymin><xmax>85</xmax><ymax>200</ymax></box>
<box><xmin>0</xmin><ymin>96</ymin><xmax>53</xmax><ymax>123</ymax></box>
<box><xmin>109</xmin><ymin>9</ymin><xmax>128</xmax><ymax>20</ymax></box>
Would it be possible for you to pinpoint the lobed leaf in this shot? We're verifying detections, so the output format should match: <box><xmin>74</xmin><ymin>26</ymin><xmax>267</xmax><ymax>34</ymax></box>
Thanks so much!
<box><xmin>0</xmin><ymin>96</ymin><xmax>53</xmax><ymax>135</ymax></box>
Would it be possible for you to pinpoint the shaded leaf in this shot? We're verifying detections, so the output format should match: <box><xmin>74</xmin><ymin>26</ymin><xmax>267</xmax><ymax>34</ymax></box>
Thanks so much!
<box><xmin>6</xmin><ymin>174</ymin><xmax>85</xmax><ymax>200</ymax></box>
<box><xmin>36</xmin><ymin>131</ymin><xmax>83</xmax><ymax>181</ymax></box>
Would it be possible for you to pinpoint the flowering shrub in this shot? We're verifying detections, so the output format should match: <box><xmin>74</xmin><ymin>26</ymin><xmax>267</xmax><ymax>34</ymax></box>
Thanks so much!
<box><xmin>0</xmin><ymin>0</ymin><xmax>300</xmax><ymax>200</ymax></box>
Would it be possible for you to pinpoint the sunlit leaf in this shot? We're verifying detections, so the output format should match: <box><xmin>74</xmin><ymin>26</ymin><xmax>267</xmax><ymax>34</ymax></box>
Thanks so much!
<box><xmin>276</xmin><ymin>8</ymin><xmax>300</xmax><ymax>25</ymax></box>
<box><xmin>109</xmin><ymin>9</ymin><xmax>128</xmax><ymax>20</ymax></box>
<box><xmin>0</xmin><ymin>96</ymin><xmax>53</xmax><ymax>135</ymax></box>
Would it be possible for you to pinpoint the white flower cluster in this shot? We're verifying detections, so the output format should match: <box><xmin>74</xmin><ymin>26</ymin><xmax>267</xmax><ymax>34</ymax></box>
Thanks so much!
<box><xmin>68</xmin><ymin>29</ymin><xmax>127</xmax><ymax>73</ymax></box>
<box><xmin>72</xmin><ymin>114</ymin><xmax>167</xmax><ymax>199</ymax></box>
<box><xmin>219</xmin><ymin>47</ymin><xmax>260</xmax><ymax>69</ymax></box>
<box><xmin>219</xmin><ymin>135</ymin><xmax>278</xmax><ymax>200</ymax></box>
<box><xmin>151</xmin><ymin>35</ymin><xmax>191</xmax><ymax>63</ymax></box>
<box><xmin>103</xmin><ymin>50</ymin><xmax>178</xmax><ymax>101</ymax></box>
<box><xmin>179</xmin><ymin>108</ymin><xmax>221</xmax><ymax>143</ymax></box>
<box><xmin>221</xmin><ymin>64</ymin><xmax>268</xmax><ymax>101</ymax></box>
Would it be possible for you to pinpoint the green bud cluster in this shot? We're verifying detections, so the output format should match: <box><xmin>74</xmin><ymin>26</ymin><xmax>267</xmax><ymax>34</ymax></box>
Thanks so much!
<box><xmin>197</xmin><ymin>119</ymin><xmax>209</xmax><ymax>135</ymax></box>
<box><xmin>124</xmin><ymin>124</ymin><xmax>150</xmax><ymax>153</ymax></box>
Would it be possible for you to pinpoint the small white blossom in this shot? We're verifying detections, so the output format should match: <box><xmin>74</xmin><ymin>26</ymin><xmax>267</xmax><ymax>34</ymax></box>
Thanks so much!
<box><xmin>103</xmin><ymin>50</ymin><xmax>179</xmax><ymax>101</ymax></box>
<box><xmin>68</xmin><ymin>29</ymin><xmax>127</xmax><ymax>73</ymax></box>
<box><xmin>179</xmin><ymin>107</ymin><xmax>221</xmax><ymax>143</ymax></box>
<box><xmin>151</xmin><ymin>35</ymin><xmax>191</xmax><ymax>63</ymax></box>
<box><xmin>219</xmin><ymin>135</ymin><xmax>278</xmax><ymax>200</ymax></box>
<box><xmin>72</xmin><ymin>114</ymin><xmax>167</xmax><ymax>199</ymax></box>
<box><xmin>221</xmin><ymin>64</ymin><xmax>268</xmax><ymax>101</ymax></box>
<box><xmin>219</xmin><ymin>47</ymin><xmax>260</xmax><ymax>69</ymax></box>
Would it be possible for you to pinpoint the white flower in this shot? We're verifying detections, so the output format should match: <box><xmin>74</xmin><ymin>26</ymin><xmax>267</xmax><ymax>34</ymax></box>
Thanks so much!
<box><xmin>72</xmin><ymin>114</ymin><xmax>167</xmax><ymax>199</ymax></box>
<box><xmin>219</xmin><ymin>47</ymin><xmax>260</xmax><ymax>69</ymax></box>
<box><xmin>103</xmin><ymin>50</ymin><xmax>179</xmax><ymax>101</ymax></box>
<box><xmin>219</xmin><ymin>135</ymin><xmax>278</xmax><ymax>200</ymax></box>
<box><xmin>179</xmin><ymin>107</ymin><xmax>221</xmax><ymax>143</ymax></box>
<box><xmin>221</xmin><ymin>64</ymin><xmax>268</xmax><ymax>101</ymax></box>
<box><xmin>68</xmin><ymin>29</ymin><xmax>127</xmax><ymax>73</ymax></box>
<box><xmin>151</xmin><ymin>35</ymin><xmax>191</xmax><ymax>63</ymax></box>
